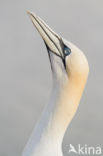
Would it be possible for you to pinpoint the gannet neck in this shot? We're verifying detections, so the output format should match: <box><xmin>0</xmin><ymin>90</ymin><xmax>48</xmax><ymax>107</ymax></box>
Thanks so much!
<box><xmin>23</xmin><ymin>74</ymin><xmax>88</xmax><ymax>156</ymax></box>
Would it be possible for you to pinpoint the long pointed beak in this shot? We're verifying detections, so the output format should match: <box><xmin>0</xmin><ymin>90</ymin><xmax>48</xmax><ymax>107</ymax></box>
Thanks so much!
<box><xmin>27</xmin><ymin>11</ymin><xmax>64</xmax><ymax>58</ymax></box>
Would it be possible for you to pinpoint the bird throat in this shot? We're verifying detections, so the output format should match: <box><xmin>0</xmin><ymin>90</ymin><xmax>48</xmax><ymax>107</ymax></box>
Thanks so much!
<box><xmin>23</xmin><ymin>76</ymin><xmax>87</xmax><ymax>156</ymax></box>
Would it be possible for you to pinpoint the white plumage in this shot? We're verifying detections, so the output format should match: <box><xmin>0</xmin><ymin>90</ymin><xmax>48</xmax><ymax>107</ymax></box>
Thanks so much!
<box><xmin>22</xmin><ymin>11</ymin><xmax>89</xmax><ymax>156</ymax></box>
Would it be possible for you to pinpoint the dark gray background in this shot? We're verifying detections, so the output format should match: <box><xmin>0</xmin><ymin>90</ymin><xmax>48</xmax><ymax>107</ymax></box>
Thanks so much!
<box><xmin>0</xmin><ymin>0</ymin><xmax>103</xmax><ymax>155</ymax></box>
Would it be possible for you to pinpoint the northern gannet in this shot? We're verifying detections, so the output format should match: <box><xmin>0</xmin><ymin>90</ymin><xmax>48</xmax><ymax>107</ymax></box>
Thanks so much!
<box><xmin>22</xmin><ymin>11</ymin><xmax>89</xmax><ymax>156</ymax></box>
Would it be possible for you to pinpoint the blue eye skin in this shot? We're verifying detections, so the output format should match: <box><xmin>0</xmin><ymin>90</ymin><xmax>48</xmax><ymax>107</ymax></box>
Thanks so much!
<box><xmin>64</xmin><ymin>47</ymin><xmax>71</xmax><ymax>56</ymax></box>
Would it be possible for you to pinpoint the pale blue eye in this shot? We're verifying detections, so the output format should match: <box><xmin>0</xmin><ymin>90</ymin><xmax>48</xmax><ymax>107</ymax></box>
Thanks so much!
<box><xmin>64</xmin><ymin>47</ymin><xmax>71</xmax><ymax>56</ymax></box>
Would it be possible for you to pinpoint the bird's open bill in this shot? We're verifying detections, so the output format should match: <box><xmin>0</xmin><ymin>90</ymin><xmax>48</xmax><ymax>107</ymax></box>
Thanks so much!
<box><xmin>27</xmin><ymin>11</ymin><xmax>64</xmax><ymax>59</ymax></box>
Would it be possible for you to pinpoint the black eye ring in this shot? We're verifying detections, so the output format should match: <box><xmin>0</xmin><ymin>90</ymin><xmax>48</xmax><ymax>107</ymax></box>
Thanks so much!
<box><xmin>64</xmin><ymin>45</ymin><xmax>71</xmax><ymax>56</ymax></box>
<box><xmin>62</xmin><ymin>45</ymin><xmax>71</xmax><ymax>69</ymax></box>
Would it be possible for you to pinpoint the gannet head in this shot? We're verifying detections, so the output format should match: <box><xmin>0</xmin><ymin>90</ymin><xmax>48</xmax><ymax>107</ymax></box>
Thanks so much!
<box><xmin>62</xmin><ymin>39</ymin><xmax>89</xmax><ymax>85</ymax></box>
<box><xmin>27</xmin><ymin>11</ymin><xmax>89</xmax><ymax>85</ymax></box>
